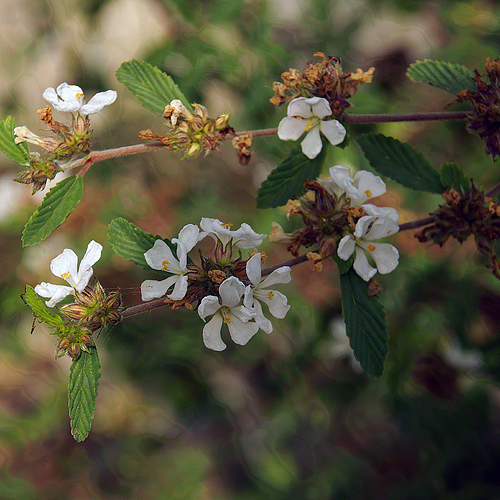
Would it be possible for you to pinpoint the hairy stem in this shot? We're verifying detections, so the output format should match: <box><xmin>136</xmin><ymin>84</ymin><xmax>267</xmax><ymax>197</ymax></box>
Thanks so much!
<box><xmin>398</xmin><ymin>216</ymin><xmax>434</xmax><ymax>231</ymax></box>
<box><xmin>342</xmin><ymin>110</ymin><xmax>470</xmax><ymax>124</ymax></box>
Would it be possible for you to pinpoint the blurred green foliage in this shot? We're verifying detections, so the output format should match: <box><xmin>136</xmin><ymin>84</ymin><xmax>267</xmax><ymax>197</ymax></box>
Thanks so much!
<box><xmin>2</xmin><ymin>0</ymin><xmax>500</xmax><ymax>498</ymax></box>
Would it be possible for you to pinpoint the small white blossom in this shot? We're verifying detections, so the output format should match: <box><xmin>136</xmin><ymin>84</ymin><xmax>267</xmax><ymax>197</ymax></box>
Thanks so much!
<box><xmin>34</xmin><ymin>240</ymin><xmax>102</xmax><ymax>307</ymax></box>
<box><xmin>243</xmin><ymin>253</ymin><xmax>291</xmax><ymax>333</ymax></box>
<box><xmin>199</xmin><ymin>218</ymin><xmax>266</xmax><ymax>249</ymax></box>
<box><xmin>198</xmin><ymin>277</ymin><xmax>258</xmax><ymax>351</ymax></box>
<box><xmin>320</xmin><ymin>165</ymin><xmax>386</xmax><ymax>205</ymax></box>
<box><xmin>141</xmin><ymin>224</ymin><xmax>203</xmax><ymax>302</ymax></box>
<box><xmin>43</xmin><ymin>82</ymin><xmax>117</xmax><ymax>116</ymax></box>
<box><xmin>338</xmin><ymin>212</ymin><xmax>399</xmax><ymax>281</ymax></box>
<box><xmin>13</xmin><ymin>126</ymin><xmax>59</xmax><ymax>153</ymax></box>
<box><xmin>277</xmin><ymin>97</ymin><xmax>346</xmax><ymax>159</ymax></box>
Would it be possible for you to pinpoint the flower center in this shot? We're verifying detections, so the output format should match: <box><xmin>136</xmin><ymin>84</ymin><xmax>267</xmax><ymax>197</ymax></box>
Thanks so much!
<box><xmin>364</xmin><ymin>189</ymin><xmax>372</xmax><ymax>198</ymax></box>
<box><xmin>221</xmin><ymin>222</ymin><xmax>233</xmax><ymax>228</ymax></box>
<box><xmin>303</xmin><ymin>116</ymin><xmax>320</xmax><ymax>132</ymax></box>
<box><xmin>161</xmin><ymin>260</ymin><xmax>170</xmax><ymax>271</ymax></box>
<box><xmin>267</xmin><ymin>291</ymin><xmax>274</xmax><ymax>300</ymax></box>
<box><xmin>367</xmin><ymin>244</ymin><xmax>376</xmax><ymax>252</ymax></box>
<box><xmin>61</xmin><ymin>272</ymin><xmax>71</xmax><ymax>280</ymax></box>
<box><xmin>76</xmin><ymin>92</ymin><xmax>84</xmax><ymax>99</ymax></box>
<box><xmin>223</xmin><ymin>314</ymin><xmax>232</xmax><ymax>324</ymax></box>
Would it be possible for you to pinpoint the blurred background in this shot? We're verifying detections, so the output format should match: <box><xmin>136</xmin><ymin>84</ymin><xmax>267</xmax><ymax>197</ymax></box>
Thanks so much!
<box><xmin>1</xmin><ymin>0</ymin><xmax>500</xmax><ymax>498</ymax></box>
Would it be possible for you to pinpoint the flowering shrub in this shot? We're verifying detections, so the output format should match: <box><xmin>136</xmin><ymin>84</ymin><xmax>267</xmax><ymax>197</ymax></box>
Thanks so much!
<box><xmin>4</xmin><ymin>53</ymin><xmax>500</xmax><ymax>441</ymax></box>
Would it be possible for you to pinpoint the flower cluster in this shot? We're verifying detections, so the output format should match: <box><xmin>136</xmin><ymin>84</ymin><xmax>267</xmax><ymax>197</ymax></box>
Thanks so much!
<box><xmin>415</xmin><ymin>184</ymin><xmax>500</xmax><ymax>279</ymax></box>
<box><xmin>141</xmin><ymin>218</ymin><xmax>291</xmax><ymax>351</ymax></box>
<box><xmin>34</xmin><ymin>241</ymin><xmax>122</xmax><ymax>357</ymax></box>
<box><xmin>14</xmin><ymin>82</ymin><xmax>117</xmax><ymax>192</ymax></box>
<box><xmin>270</xmin><ymin>52</ymin><xmax>375</xmax><ymax>116</ymax></box>
<box><xmin>139</xmin><ymin>99</ymin><xmax>234</xmax><ymax>159</ymax></box>
<box><xmin>274</xmin><ymin>165</ymin><xmax>400</xmax><ymax>282</ymax></box>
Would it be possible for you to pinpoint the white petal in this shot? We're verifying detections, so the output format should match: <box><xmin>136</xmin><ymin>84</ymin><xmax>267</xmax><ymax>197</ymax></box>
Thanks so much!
<box><xmin>43</xmin><ymin>83</ymin><xmax>83</xmax><ymax>113</ymax></box>
<box><xmin>50</xmin><ymin>249</ymin><xmax>78</xmax><ymax>285</ymax></box>
<box><xmin>141</xmin><ymin>275</ymin><xmax>178</xmax><ymax>301</ymax></box>
<box><xmin>259</xmin><ymin>266</ymin><xmax>291</xmax><ymax>288</ymax></box>
<box><xmin>362</xmin><ymin>204</ymin><xmax>399</xmax><ymax>223</ymax></box>
<box><xmin>144</xmin><ymin>240</ymin><xmax>181</xmax><ymax>274</ymax></box>
<box><xmin>255</xmin><ymin>289</ymin><xmax>290</xmax><ymax>319</ymax></box>
<box><xmin>203</xmin><ymin>314</ymin><xmax>226</xmax><ymax>351</ymax></box>
<box><xmin>287</xmin><ymin>97</ymin><xmax>313</xmax><ymax>118</ymax></box>
<box><xmin>309</xmin><ymin>97</ymin><xmax>332</xmax><ymax>118</ymax></box>
<box><xmin>78</xmin><ymin>240</ymin><xmax>102</xmax><ymax>276</ymax></box>
<box><xmin>34</xmin><ymin>282</ymin><xmax>74</xmax><ymax>307</ymax></box>
<box><xmin>277</xmin><ymin>117</ymin><xmax>306</xmax><ymax>141</ymax></box>
<box><xmin>80</xmin><ymin>90</ymin><xmax>117</xmax><ymax>115</ymax></box>
<box><xmin>245</xmin><ymin>253</ymin><xmax>262</xmax><ymax>286</ymax></box>
<box><xmin>167</xmin><ymin>275</ymin><xmax>189</xmax><ymax>300</ymax></box>
<box><xmin>74</xmin><ymin>266</ymin><xmax>93</xmax><ymax>292</ymax></box>
<box><xmin>233</xmin><ymin>223</ymin><xmax>266</xmax><ymax>249</ymax></box>
<box><xmin>353</xmin><ymin>247</ymin><xmax>377</xmax><ymax>281</ymax></box>
<box><xmin>176</xmin><ymin>224</ymin><xmax>202</xmax><ymax>253</ymax></box>
<box><xmin>320</xmin><ymin>120</ymin><xmax>346</xmax><ymax>146</ymax></box>
<box><xmin>353</xmin><ymin>170</ymin><xmax>386</xmax><ymax>203</ymax></box>
<box><xmin>198</xmin><ymin>295</ymin><xmax>221</xmax><ymax>321</ymax></box>
<box><xmin>337</xmin><ymin>235</ymin><xmax>356</xmax><ymax>261</ymax></box>
<box><xmin>227</xmin><ymin>311</ymin><xmax>260</xmax><ymax>345</ymax></box>
<box><xmin>362</xmin><ymin>217</ymin><xmax>399</xmax><ymax>240</ymax></box>
<box><xmin>369</xmin><ymin>243</ymin><xmax>399</xmax><ymax>274</ymax></box>
<box><xmin>219</xmin><ymin>277</ymin><xmax>245</xmax><ymax>308</ymax></box>
<box><xmin>301</xmin><ymin>127</ymin><xmax>322</xmax><ymax>159</ymax></box>
<box><xmin>320</xmin><ymin>165</ymin><xmax>354</xmax><ymax>198</ymax></box>
<box><xmin>252</xmin><ymin>301</ymin><xmax>273</xmax><ymax>334</ymax></box>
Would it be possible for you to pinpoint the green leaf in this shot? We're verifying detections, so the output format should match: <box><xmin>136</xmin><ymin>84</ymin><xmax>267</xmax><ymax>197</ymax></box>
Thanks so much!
<box><xmin>116</xmin><ymin>60</ymin><xmax>192</xmax><ymax>115</ymax></box>
<box><xmin>439</xmin><ymin>162</ymin><xmax>471</xmax><ymax>194</ymax></box>
<box><xmin>108</xmin><ymin>217</ymin><xmax>174</xmax><ymax>270</ymax></box>
<box><xmin>357</xmin><ymin>133</ymin><xmax>444</xmax><ymax>193</ymax></box>
<box><xmin>257</xmin><ymin>144</ymin><xmax>327</xmax><ymax>208</ymax></box>
<box><xmin>22</xmin><ymin>285</ymin><xmax>63</xmax><ymax>327</ymax></box>
<box><xmin>22</xmin><ymin>175</ymin><xmax>84</xmax><ymax>247</ymax></box>
<box><xmin>0</xmin><ymin>116</ymin><xmax>30</xmax><ymax>165</ymax></box>
<box><xmin>407</xmin><ymin>59</ymin><xmax>476</xmax><ymax>94</ymax></box>
<box><xmin>340</xmin><ymin>268</ymin><xmax>388</xmax><ymax>377</ymax></box>
<box><xmin>68</xmin><ymin>347</ymin><xmax>101</xmax><ymax>442</ymax></box>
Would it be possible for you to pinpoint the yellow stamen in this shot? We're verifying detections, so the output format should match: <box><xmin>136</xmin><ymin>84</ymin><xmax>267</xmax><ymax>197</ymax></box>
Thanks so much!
<box><xmin>221</xmin><ymin>222</ymin><xmax>233</xmax><ymax>228</ymax></box>
<box><xmin>367</xmin><ymin>244</ymin><xmax>376</xmax><ymax>252</ymax></box>
<box><xmin>267</xmin><ymin>291</ymin><xmax>274</xmax><ymax>300</ymax></box>
<box><xmin>76</xmin><ymin>92</ymin><xmax>84</xmax><ymax>99</ymax></box>
<box><xmin>223</xmin><ymin>314</ymin><xmax>231</xmax><ymax>324</ymax></box>
<box><xmin>364</xmin><ymin>189</ymin><xmax>372</xmax><ymax>198</ymax></box>
<box><xmin>304</xmin><ymin>120</ymin><xmax>314</xmax><ymax>132</ymax></box>
<box><xmin>61</xmin><ymin>272</ymin><xmax>70</xmax><ymax>280</ymax></box>
<box><xmin>161</xmin><ymin>260</ymin><xmax>170</xmax><ymax>271</ymax></box>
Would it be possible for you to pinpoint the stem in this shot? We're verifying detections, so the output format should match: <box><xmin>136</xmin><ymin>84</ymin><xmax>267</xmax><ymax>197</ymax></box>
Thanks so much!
<box><xmin>72</xmin><ymin>142</ymin><xmax>165</xmax><ymax>176</ymax></box>
<box><xmin>342</xmin><ymin>111</ymin><xmax>470</xmax><ymax>124</ymax></box>
<box><xmin>121</xmin><ymin>297</ymin><xmax>170</xmax><ymax>319</ymax></box>
<box><xmin>262</xmin><ymin>254</ymin><xmax>310</xmax><ymax>276</ymax></box>
<box><xmin>398</xmin><ymin>216</ymin><xmax>434</xmax><ymax>231</ymax></box>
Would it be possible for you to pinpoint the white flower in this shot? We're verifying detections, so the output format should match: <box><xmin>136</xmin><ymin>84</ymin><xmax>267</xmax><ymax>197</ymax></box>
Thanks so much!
<box><xmin>198</xmin><ymin>277</ymin><xmax>259</xmax><ymax>351</ymax></box>
<box><xmin>243</xmin><ymin>253</ymin><xmax>291</xmax><ymax>333</ymax></box>
<box><xmin>277</xmin><ymin>97</ymin><xmax>346</xmax><ymax>159</ymax></box>
<box><xmin>199</xmin><ymin>218</ymin><xmax>266</xmax><ymax>249</ymax></box>
<box><xmin>43</xmin><ymin>82</ymin><xmax>117</xmax><ymax>116</ymax></box>
<box><xmin>141</xmin><ymin>224</ymin><xmax>203</xmax><ymax>302</ymax></box>
<box><xmin>338</xmin><ymin>213</ymin><xmax>399</xmax><ymax>281</ymax></box>
<box><xmin>34</xmin><ymin>240</ymin><xmax>103</xmax><ymax>307</ymax></box>
<box><xmin>320</xmin><ymin>165</ymin><xmax>386</xmax><ymax>205</ymax></box>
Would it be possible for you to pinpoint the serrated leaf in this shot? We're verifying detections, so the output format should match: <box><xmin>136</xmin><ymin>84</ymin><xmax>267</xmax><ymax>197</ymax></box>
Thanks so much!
<box><xmin>340</xmin><ymin>268</ymin><xmax>388</xmax><ymax>377</ymax></box>
<box><xmin>439</xmin><ymin>162</ymin><xmax>470</xmax><ymax>194</ymax></box>
<box><xmin>22</xmin><ymin>285</ymin><xmax>63</xmax><ymax>327</ymax></box>
<box><xmin>407</xmin><ymin>59</ymin><xmax>476</xmax><ymax>94</ymax></box>
<box><xmin>22</xmin><ymin>175</ymin><xmax>84</xmax><ymax>247</ymax></box>
<box><xmin>257</xmin><ymin>144</ymin><xmax>327</xmax><ymax>208</ymax></box>
<box><xmin>108</xmin><ymin>217</ymin><xmax>174</xmax><ymax>270</ymax></box>
<box><xmin>0</xmin><ymin>116</ymin><xmax>30</xmax><ymax>165</ymax></box>
<box><xmin>357</xmin><ymin>133</ymin><xmax>444</xmax><ymax>193</ymax></box>
<box><xmin>116</xmin><ymin>60</ymin><xmax>192</xmax><ymax>115</ymax></box>
<box><xmin>68</xmin><ymin>347</ymin><xmax>101</xmax><ymax>442</ymax></box>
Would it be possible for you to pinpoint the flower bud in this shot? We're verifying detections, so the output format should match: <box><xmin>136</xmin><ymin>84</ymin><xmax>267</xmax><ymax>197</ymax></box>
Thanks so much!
<box><xmin>67</xmin><ymin>343</ymin><xmax>81</xmax><ymax>358</ymax></box>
